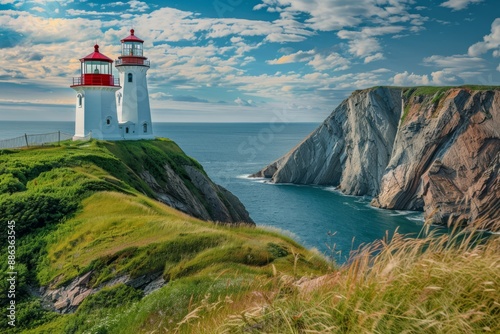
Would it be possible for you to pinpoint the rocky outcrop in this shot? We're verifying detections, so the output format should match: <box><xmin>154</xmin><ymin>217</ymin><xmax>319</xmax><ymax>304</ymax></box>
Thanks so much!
<box><xmin>253</xmin><ymin>86</ymin><xmax>499</xmax><ymax>230</ymax></box>
<box><xmin>253</xmin><ymin>87</ymin><xmax>402</xmax><ymax>196</ymax></box>
<box><xmin>373</xmin><ymin>88</ymin><xmax>499</xmax><ymax>230</ymax></box>
<box><xmin>42</xmin><ymin>271</ymin><xmax>165</xmax><ymax>314</ymax></box>
<box><xmin>141</xmin><ymin>164</ymin><xmax>253</xmax><ymax>225</ymax></box>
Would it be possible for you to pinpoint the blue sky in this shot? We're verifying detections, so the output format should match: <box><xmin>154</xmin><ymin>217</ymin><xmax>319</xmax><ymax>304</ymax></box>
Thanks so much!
<box><xmin>0</xmin><ymin>0</ymin><xmax>498</xmax><ymax>122</ymax></box>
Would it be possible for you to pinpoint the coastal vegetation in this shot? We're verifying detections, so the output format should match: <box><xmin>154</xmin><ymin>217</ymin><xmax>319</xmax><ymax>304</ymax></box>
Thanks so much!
<box><xmin>0</xmin><ymin>139</ymin><xmax>498</xmax><ymax>333</ymax></box>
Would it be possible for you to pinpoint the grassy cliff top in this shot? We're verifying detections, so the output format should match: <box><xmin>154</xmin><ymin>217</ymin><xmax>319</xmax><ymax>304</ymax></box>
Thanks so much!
<box><xmin>368</xmin><ymin>85</ymin><xmax>500</xmax><ymax>94</ymax></box>
<box><xmin>0</xmin><ymin>139</ymin><xmax>328</xmax><ymax>332</ymax></box>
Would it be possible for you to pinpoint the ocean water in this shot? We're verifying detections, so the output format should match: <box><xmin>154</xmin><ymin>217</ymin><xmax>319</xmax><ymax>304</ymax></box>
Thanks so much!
<box><xmin>0</xmin><ymin>121</ymin><xmax>436</xmax><ymax>263</ymax></box>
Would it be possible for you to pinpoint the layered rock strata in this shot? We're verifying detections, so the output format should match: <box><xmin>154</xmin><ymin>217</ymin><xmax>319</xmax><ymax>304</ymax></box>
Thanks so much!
<box><xmin>253</xmin><ymin>87</ymin><xmax>499</xmax><ymax>230</ymax></box>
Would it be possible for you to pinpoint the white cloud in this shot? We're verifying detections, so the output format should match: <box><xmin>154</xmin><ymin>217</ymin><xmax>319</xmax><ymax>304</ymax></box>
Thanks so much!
<box><xmin>102</xmin><ymin>2</ymin><xmax>126</xmax><ymax>8</ymax></box>
<box><xmin>371</xmin><ymin>68</ymin><xmax>391</xmax><ymax>73</ymax></box>
<box><xmin>392</xmin><ymin>71</ymin><xmax>430</xmax><ymax>86</ymax></box>
<box><xmin>423</xmin><ymin>54</ymin><xmax>486</xmax><ymax>70</ymax></box>
<box><xmin>468</xmin><ymin>18</ymin><xmax>500</xmax><ymax>57</ymax></box>
<box><xmin>307</xmin><ymin>53</ymin><xmax>350</xmax><ymax>71</ymax></box>
<box><xmin>267</xmin><ymin>49</ymin><xmax>350</xmax><ymax>71</ymax></box>
<box><xmin>267</xmin><ymin>50</ymin><xmax>315</xmax><ymax>65</ymax></box>
<box><xmin>254</xmin><ymin>0</ymin><xmax>422</xmax><ymax>32</ymax></box>
<box><xmin>241</xmin><ymin>56</ymin><xmax>256</xmax><ymax>66</ymax></box>
<box><xmin>364</xmin><ymin>52</ymin><xmax>384</xmax><ymax>63</ymax></box>
<box><xmin>31</xmin><ymin>6</ymin><xmax>44</xmax><ymax>12</ymax></box>
<box><xmin>440</xmin><ymin>0</ymin><xmax>483</xmax><ymax>11</ymax></box>
<box><xmin>264</xmin><ymin>33</ymin><xmax>308</xmax><ymax>43</ymax></box>
<box><xmin>66</xmin><ymin>9</ymin><xmax>119</xmax><ymax>16</ymax></box>
<box><xmin>421</xmin><ymin>54</ymin><xmax>486</xmax><ymax>83</ymax></box>
<box><xmin>392</xmin><ymin>69</ymin><xmax>465</xmax><ymax>86</ymax></box>
<box><xmin>338</xmin><ymin>25</ymin><xmax>405</xmax><ymax>61</ymax></box>
<box><xmin>128</xmin><ymin>0</ymin><xmax>149</xmax><ymax>12</ymax></box>
<box><xmin>431</xmin><ymin>70</ymin><xmax>461</xmax><ymax>85</ymax></box>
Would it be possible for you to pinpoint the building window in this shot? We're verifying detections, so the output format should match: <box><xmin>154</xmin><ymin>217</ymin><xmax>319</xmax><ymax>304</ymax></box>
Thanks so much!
<box><xmin>77</xmin><ymin>94</ymin><xmax>83</xmax><ymax>107</ymax></box>
<box><xmin>125</xmin><ymin>127</ymin><xmax>129</xmax><ymax>134</ymax></box>
<box><xmin>106</xmin><ymin>117</ymin><xmax>111</xmax><ymax>126</ymax></box>
<box><xmin>128</xmin><ymin>73</ymin><xmax>133</xmax><ymax>82</ymax></box>
<box><xmin>143</xmin><ymin>123</ymin><xmax>148</xmax><ymax>133</ymax></box>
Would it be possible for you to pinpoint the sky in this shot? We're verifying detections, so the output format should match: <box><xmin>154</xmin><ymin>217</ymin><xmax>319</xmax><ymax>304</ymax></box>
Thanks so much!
<box><xmin>0</xmin><ymin>0</ymin><xmax>499</xmax><ymax>123</ymax></box>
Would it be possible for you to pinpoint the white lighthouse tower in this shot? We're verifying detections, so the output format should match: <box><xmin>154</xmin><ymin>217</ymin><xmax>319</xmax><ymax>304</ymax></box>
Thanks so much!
<box><xmin>70</xmin><ymin>44</ymin><xmax>122</xmax><ymax>140</ymax></box>
<box><xmin>115</xmin><ymin>29</ymin><xmax>154</xmax><ymax>139</ymax></box>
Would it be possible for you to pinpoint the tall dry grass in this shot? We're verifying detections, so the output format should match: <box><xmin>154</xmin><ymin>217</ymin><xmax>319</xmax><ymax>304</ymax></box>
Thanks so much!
<box><xmin>179</xmin><ymin>229</ymin><xmax>499</xmax><ymax>333</ymax></box>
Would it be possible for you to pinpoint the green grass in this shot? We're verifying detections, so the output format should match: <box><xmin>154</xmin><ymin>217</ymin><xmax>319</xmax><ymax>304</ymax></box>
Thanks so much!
<box><xmin>3</xmin><ymin>137</ymin><xmax>499</xmax><ymax>333</ymax></box>
<box><xmin>0</xmin><ymin>139</ymin><xmax>329</xmax><ymax>333</ymax></box>
<box><xmin>24</xmin><ymin>230</ymin><xmax>498</xmax><ymax>334</ymax></box>
<box><xmin>183</xmin><ymin>231</ymin><xmax>500</xmax><ymax>334</ymax></box>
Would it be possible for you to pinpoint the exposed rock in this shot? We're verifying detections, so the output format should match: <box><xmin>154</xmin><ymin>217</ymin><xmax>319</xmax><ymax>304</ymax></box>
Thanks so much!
<box><xmin>144</xmin><ymin>276</ymin><xmax>166</xmax><ymax>295</ymax></box>
<box><xmin>253</xmin><ymin>86</ymin><xmax>499</xmax><ymax>230</ymax></box>
<box><xmin>125</xmin><ymin>272</ymin><xmax>162</xmax><ymax>289</ymax></box>
<box><xmin>42</xmin><ymin>271</ymin><xmax>167</xmax><ymax>314</ymax></box>
<box><xmin>140</xmin><ymin>162</ymin><xmax>253</xmax><ymax>225</ymax></box>
<box><xmin>374</xmin><ymin>89</ymin><xmax>500</xmax><ymax>229</ymax></box>
<box><xmin>44</xmin><ymin>271</ymin><xmax>95</xmax><ymax>314</ymax></box>
<box><xmin>253</xmin><ymin>87</ymin><xmax>402</xmax><ymax>196</ymax></box>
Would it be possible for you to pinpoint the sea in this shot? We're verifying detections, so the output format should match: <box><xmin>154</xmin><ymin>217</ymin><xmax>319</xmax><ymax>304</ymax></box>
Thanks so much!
<box><xmin>0</xmin><ymin>121</ymin><xmax>439</xmax><ymax>263</ymax></box>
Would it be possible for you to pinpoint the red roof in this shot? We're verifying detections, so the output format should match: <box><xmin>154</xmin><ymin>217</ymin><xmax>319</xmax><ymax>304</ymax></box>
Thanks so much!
<box><xmin>81</xmin><ymin>44</ymin><xmax>113</xmax><ymax>62</ymax></box>
<box><xmin>121</xmin><ymin>29</ymin><xmax>144</xmax><ymax>43</ymax></box>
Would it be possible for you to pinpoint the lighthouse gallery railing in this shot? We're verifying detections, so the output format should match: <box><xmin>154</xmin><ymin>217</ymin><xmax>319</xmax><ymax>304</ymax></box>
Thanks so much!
<box><xmin>71</xmin><ymin>75</ymin><xmax>120</xmax><ymax>87</ymax></box>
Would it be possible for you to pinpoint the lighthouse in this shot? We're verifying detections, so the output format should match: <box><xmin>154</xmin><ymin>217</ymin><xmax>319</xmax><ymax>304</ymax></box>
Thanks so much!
<box><xmin>70</xmin><ymin>44</ymin><xmax>122</xmax><ymax>140</ymax></box>
<box><xmin>115</xmin><ymin>29</ymin><xmax>154</xmax><ymax>139</ymax></box>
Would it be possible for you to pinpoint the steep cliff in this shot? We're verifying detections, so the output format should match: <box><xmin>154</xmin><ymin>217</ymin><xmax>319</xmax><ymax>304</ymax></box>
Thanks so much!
<box><xmin>373</xmin><ymin>87</ymin><xmax>499</xmax><ymax>230</ymax></box>
<box><xmin>103</xmin><ymin>140</ymin><xmax>253</xmax><ymax>224</ymax></box>
<box><xmin>253</xmin><ymin>87</ymin><xmax>402</xmax><ymax>196</ymax></box>
<box><xmin>253</xmin><ymin>86</ymin><xmax>499</xmax><ymax>230</ymax></box>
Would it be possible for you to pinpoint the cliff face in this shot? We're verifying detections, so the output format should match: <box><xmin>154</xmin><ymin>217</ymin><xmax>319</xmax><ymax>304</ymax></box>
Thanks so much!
<box><xmin>103</xmin><ymin>140</ymin><xmax>253</xmax><ymax>225</ymax></box>
<box><xmin>254</xmin><ymin>87</ymin><xmax>402</xmax><ymax>196</ymax></box>
<box><xmin>373</xmin><ymin>88</ymin><xmax>499</xmax><ymax>229</ymax></box>
<box><xmin>253</xmin><ymin>86</ymin><xmax>499</xmax><ymax>230</ymax></box>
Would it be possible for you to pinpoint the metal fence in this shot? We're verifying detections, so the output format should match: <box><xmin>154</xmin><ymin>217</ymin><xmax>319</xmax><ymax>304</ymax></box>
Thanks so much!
<box><xmin>0</xmin><ymin>131</ymin><xmax>80</xmax><ymax>149</ymax></box>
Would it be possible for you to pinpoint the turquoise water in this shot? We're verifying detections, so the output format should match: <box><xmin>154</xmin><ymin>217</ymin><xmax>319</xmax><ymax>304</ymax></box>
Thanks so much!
<box><xmin>0</xmin><ymin>122</ymin><xmax>435</xmax><ymax>263</ymax></box>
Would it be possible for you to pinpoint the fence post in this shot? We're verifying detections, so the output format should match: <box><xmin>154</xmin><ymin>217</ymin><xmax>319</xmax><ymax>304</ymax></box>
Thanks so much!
<box><xmin>58</xmin><ymin>131</ymin><xmax>61</xmax><ymax>146</ymax></box>
<box><xmin>24</xmin><ymin>134</ymin><xmax>29</xmax><ymax>148</ymax></box>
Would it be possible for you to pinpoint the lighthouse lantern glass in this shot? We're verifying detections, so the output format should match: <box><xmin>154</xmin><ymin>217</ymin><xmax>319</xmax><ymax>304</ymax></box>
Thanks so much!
<box><xmin>83</xmin><ymin>61</ymin><xmax>112</xmax><ymax>75</ymax></box>
<box><xmin>122</xmin><ymin>42</ymin><xmax>143</xmax><ymax>57</ymax></box>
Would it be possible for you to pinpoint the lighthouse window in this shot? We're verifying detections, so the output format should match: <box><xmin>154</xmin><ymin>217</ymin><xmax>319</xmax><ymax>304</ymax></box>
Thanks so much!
<box><xmin>117</xmin><ymin>93</ymin><xmax>122</xmax><ymax>106</ymax></box>
<box><xmin>143</xmin><ymin>123</ymin><xmax>148</xmax><ymax>133</ymax></box>
<box><xmin>128</xmin><ymin>73</ymin><xmax>133</xmax><ymax>82</ymax></box>
<box><xmin>125</xmin><ymin>127</ymin><xmax>129</xmax><ymax>134</ymax></box>
<box><xmin>85</xmin><ymin>61</ymin><xmax>111</xmax><ymax>75</ymax></box>
<box><xmin>77</xmin><ymin>94</ymin><xmax>83</xmax><ymax>107</ymax></box>
<box><xmin>123</xmin><ymin>42</ymin><xmax>143</xmax><ymax>57</ymax></box>
<box><xmin>106</xmin><ymin>117</ymin><xmax>111</xmax><ymax>125</ymax></box>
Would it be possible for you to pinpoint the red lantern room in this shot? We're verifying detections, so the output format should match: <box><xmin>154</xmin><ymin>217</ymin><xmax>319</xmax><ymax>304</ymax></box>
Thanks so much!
<box><xmin>71</xmin><ymin>44</ymin><xmax>120</xmax><ymax>87</ymax></box>
<box><xmin>116</xmin><ymin>29</ymin><xmax>150</xmax><ymax>67</ymax></box>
